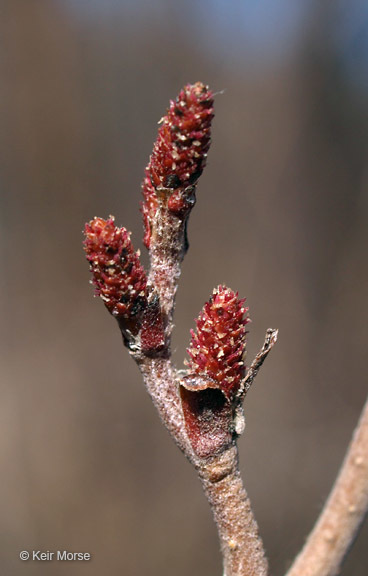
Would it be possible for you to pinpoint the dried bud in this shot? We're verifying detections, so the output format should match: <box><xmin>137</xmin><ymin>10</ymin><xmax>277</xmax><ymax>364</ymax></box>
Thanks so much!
<box><xmin>142</xmin><ymin>82</ymin><xmax>214</xmax><ymax>248</ymax></box>
<box><xmin>186</xmin><ymin>286</ymin><xmax>249</xmax><ymax>400</ymax></box>
<box><xmin>84</xmin><ymin>216</ymin><xmax>147</xmax><ymax>324</ymax></box>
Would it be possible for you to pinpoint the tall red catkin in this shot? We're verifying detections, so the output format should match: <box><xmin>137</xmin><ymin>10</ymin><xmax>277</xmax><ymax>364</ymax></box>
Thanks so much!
<box><xmin>84</xmin><ymin>216</ymin><xmax>147</xmax><ymax>324</ymax></box>
<box><xmin>141</xmin><ymin>82</ymin><xmax>214</xmax><ymax>248</ymax></box>
<box><xmin>186</xmin><ymin>285</ymin><xmax>250</xmax><ymax>400</ymax></box>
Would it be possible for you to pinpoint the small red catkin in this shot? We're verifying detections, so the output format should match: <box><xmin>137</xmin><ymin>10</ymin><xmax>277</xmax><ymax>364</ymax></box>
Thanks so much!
<box><xmin>186</xmin><ymin>286</ymin><xmax>250</xmax><ymax>400</ymax></box>
<box><xmin>84</xmin><ymin>216</ymin><xmax>147</xmax><ymax>322</ymax></box>
<box><xmin>141</xmin><ymin>82</ymin><xmax>214</xmax><ymax>248</ymax></box>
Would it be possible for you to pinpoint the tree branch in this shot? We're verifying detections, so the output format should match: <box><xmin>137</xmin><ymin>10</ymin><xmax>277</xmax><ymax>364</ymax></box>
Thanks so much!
<box><xmin>285</xmin><ymin>396</ymin><xmax>368</xmax><ymax>576</ymax></box>
<box><xmin>239</xmin><ymin>328</ymin><xmax>279</xmax><ymax>400</ymax></box>
<box><xmin>199</xmin><ymin>446</ymin><xmax>269</xmax><ymax>576</ymax></box>
<box><xmin>83</xmin><ymin>82</ymin><xmax>368</xmax><ymax>576</ymax></box>
<box><xmin>83</xmin><ymin>83</ymin><xmax>279</xmax><ymax>576</ymax></box>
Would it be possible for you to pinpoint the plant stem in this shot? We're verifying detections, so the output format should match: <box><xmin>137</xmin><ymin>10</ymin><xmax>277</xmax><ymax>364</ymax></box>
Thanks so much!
<box><xmin>199</xmin><ymin>446</ymin><xmax>269</xmax><ymax>576</ymax></box>
<box><xmin>134</xmin><ymin>331</ymin><xmax>277</xmax><ymax>575</ymax></box>
<box><xmin>285</xmin><ymin>396</ymin><xmax>368</xmax><ymax>576</ymax></box>
<box><xmin>148</xmin><ymin>203</ymin><xmax>187</xmax><ymax>323</ymax></box>
<box><xmin>136</xmin><ymin>356</ymin><xmax>193</xmax><ymax>457</ymax></box>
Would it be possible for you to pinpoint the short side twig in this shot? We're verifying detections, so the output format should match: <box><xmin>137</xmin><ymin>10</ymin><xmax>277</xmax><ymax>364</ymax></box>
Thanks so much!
<box><xmin>286</xmin><ymin>396</ymin><xmax>368</xmax><ymax>576</ymax></box>
<box><xmin>239</xmin><ymin>328</ymin><xmax>278</xmax><ymax>399</ymax></box>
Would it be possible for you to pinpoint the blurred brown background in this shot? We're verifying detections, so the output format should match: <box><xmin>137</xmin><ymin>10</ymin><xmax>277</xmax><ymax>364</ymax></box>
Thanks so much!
<box><xmin>1</xmin><ymin>1</ymin><xmax>367</xmax><ymax>575</ymax></box>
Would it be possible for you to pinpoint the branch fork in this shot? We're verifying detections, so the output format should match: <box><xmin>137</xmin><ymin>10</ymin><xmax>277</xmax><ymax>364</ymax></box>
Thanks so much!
<box><xmin>83</xmin><ymin>83</ymin><xmax>367</xmax><ymax>576</ymax></box>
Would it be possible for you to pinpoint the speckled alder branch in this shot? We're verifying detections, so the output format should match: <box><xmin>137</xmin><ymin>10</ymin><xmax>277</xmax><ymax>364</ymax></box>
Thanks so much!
<box><xmin>83</xmin><ymin>83</ymin><xmax>367</xmax><ymax>576</ymax></box>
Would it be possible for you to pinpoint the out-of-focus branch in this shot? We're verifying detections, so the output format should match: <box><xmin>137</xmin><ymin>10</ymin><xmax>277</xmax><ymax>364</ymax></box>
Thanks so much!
<box><xmin>286</xmin><ymin>397</ymin><xmax>368</xmax><ymax>576</ymax></box>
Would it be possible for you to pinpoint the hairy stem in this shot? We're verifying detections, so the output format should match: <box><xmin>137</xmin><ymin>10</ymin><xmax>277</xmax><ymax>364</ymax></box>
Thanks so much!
<box><xmin>286</xmin><ymin>397</ymin><xmax>368</xmax><ymax>576</ymax></box>
<box><xmin>148</xmin><ymin>202</ymin><xmax>187</xmax><ymax>325</ymax></box>
<box><xmin>136</xmin><ymin>356</ymin><xmax>193</xmax><ymax>457</ymax></box>
<box><xmin>134</xmin><ymin>330</ymin><xmax>278</xmax><ymax>574</ymax></box>
<box><xmin>199</xmin><ymin>446</ymin><xmax>269</xmax><ymax>576</ymax></box>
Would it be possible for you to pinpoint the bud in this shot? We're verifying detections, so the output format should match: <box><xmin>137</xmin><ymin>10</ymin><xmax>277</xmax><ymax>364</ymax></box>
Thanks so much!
<box><xmin>141</xmin><ymin>82</ymin><xmax>214</xmax><ymax>248</ymax></box>
<box><xmin>180</xmin><ymin>286</ymin><xmax>250</xmax><ymax>458</ymax></box>
<box><xmin>84</xmin><ymin>216</ymin><xmax>147</xmax><ymax>324</ymax></box>
<box><xmin>186</xmin><ymin>286</ymin><xmax>249</xmax><ymax>400</ymax></box>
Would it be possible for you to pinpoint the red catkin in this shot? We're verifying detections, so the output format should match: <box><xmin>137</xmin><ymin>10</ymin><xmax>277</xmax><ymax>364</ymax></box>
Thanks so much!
<box><xmin>141</xmin><ymin>82</ymin><xmax>214</xmax><ymax>248</ymax></box>
<box><xmin>186</xmin><ymin>286</ymin><xmax>250</xmax><ymax>400</ymax></box>
<box><xmin>84</xmin><ymin>216</ymin><xmax>147</xmax><ymax>320</ymax></box>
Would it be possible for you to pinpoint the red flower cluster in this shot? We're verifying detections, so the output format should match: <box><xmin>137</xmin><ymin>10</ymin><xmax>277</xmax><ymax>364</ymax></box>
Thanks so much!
<box><xmin>84</xmin><ymin>217</ymin><xmax>147</xmax><ymax>320</ymax></box>
<box><xmin>142</xmin><ymin>82</ymin><xmax>214</xmax><ymax>248</ymax></box>
<box><xmin>186</xmin><ymin>286</ymin><xmax>249</xmax><ymax>400</ymax></box>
